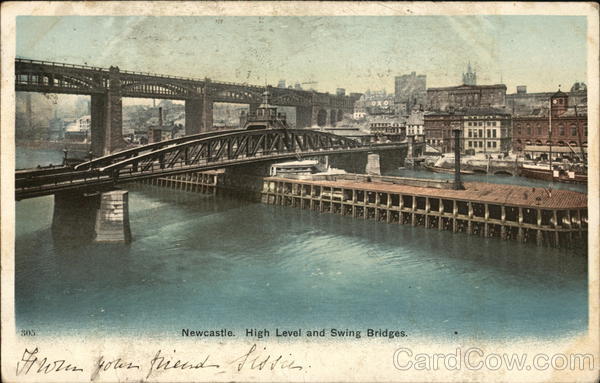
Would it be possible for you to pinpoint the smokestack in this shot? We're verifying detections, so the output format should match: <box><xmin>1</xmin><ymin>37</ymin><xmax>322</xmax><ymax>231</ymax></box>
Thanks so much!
<box><xmin>453</xmin><ymin>129</ymin><xmax>464</xmax><ymax>190</ymax></box>
<box><xmin>158</xmin><ymin>107</ymin><xmax>163</xmax><ymax>129</ymax></box>
<box><xmin>26</xmin><ymin>93</ymin><xmax>32</xmax><ymax>133</ymax></box>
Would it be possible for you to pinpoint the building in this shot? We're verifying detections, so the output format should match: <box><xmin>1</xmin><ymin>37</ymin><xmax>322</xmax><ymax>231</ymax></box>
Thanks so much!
<box><xmin>239</xmin><ymin>90</ymin><xmax>289</xmax><ymax>130</ymax></box>
<box><xmin>424</xmin><ymin>108</ymin><xmax>511</xmax><ymax>154</ymax></box>
<box><xmin>512</xmin><ymin>89</ymin><xmax>588</xmax><ymax>161</ymax></box>
<box><xmin>424</xmin><ymin>111</ymin><xmax>463</xmax><ymax>153</ymax></box>
<box><xmin>64</xmin><ymin>115</ymin><xmax>91</xmax><ymax>142</ymax></box>
<box><xmin>506</xmin><ymin>82</ymin><xmax>587</xmax><ymax>116</ymax></box>
<box><xmin>394</xmin><ymin>72</ymin><xmax>427</xmax><ymax>115</ymax></box>
<box><xmin>462</xmin><ymin>109</ymin><xmax>512</xmax><ymax>154</ymax></box>
<box><xmin>352</xmin><ymin>101</ymin><xmax>367</xmax><ymax>119</ymax></box>
<box><xmin>368</xmin><ymin>118</ymin><xmax>405</xmax><ymax>136</ymax></box>
<box><xmin>359</xmin><ymin>90</ymin><xmax>396</xmax><ymax>115</ymax></box>
<box><xmin>427</xmin><ymin>84</ymin><xmax>507</xmax><ymax>112</ymax></box>
<box><xmin>406</xmin><ymin>111</ymin><xmax>424</xmax><ymax>137</ymax></box>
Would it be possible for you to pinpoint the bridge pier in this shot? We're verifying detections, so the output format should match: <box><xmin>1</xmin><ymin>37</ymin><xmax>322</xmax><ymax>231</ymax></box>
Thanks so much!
<box><xmin>91</xmin><ymin>94</ymin><xmax>106</xmax><ymax>157</ymax></box>
<box><xmin>52</xmin><ymin>190</ymin><xmax>131</xmax><ymax>243</ymax></box>
<box><xmin>185</xmin><ymin>94</ymin><xmax>213</xmax><ymax>135</ymax></box>
<box><xmin>296</xmin><ymin>106</ymin><xmax>312</xmax><ymax>128</ymax></box>
<box><xmin>95</xmin><ymin>190</ymin><xmax>131</xmax><ymax>243</ymax></box>
<box><xmin>185</xmin><ymin>97</ymin><xmax>203</xmax><ymax>135</ymax></box>
<box><xmin>90</xmin><ymin>66</ymin><xmax>124</xmax><ymax>156</ymax></box>
<box><xmin>52</xmin><ymin>191</ymin><xmax>100</xmax><ymax>240</ymax></box>
<box><xmin>366</xmin><ymin>153</ymin><xmax>381</xmax><ymax>175</ymax></box>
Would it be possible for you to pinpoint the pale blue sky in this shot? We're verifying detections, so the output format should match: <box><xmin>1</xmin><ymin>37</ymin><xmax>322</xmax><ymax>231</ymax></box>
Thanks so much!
<box><xmin>16</xmin><ymin>16</ymin><xmax>587</xmax><ymax>94</ymax></box>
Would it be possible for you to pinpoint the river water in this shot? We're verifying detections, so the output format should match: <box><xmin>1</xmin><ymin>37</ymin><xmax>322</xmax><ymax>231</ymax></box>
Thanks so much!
<box><xmin>15</xmin><ymin>148</ymin><xmax>588</xmax><ymax>339</ymax></box>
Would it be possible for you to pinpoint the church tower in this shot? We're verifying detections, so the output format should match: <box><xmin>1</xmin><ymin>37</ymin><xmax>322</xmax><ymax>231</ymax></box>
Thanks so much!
<box><xmin>462</xmin><ymin>62</ymin><xmax>477</xmax><ymax>86</ymax></box>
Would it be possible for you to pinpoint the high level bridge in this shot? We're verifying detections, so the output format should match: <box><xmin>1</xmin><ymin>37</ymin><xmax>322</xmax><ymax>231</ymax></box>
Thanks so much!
<box><xmin>16</xmin><ymin>128</ymin><xmax>417</xmax><ymax>200</ymax></box>
<box><xmin>15</xmin><ymin>58</ymin><xmax>360</xmax><ymax>156</ymax></box>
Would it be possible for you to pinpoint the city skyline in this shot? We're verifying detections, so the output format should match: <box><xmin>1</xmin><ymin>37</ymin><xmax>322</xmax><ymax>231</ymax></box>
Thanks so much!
<box><xmin>16</xmin><ymin>15</ymin><xmax>587</xmax><ymax>95</ymax></box>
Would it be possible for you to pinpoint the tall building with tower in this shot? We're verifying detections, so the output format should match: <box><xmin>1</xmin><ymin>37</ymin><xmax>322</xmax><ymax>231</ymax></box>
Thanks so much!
<box><xmin>394</xmin><ymin>72</ymin><xmax>427</xmax><ymax>115</ymax></box>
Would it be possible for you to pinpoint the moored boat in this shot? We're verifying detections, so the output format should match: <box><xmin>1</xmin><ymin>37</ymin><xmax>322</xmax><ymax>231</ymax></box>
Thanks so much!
<box><xmin>423</xmin><ymin>164</ymin><xmax>475</xmax><ymax>175</ymax></box>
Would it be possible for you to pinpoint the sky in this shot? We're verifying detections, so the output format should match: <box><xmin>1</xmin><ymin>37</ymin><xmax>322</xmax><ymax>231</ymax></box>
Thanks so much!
<box><xmin>16</xmin><ymin>16</ymin><xmax>587</xmax><ymax>95</ymax></box>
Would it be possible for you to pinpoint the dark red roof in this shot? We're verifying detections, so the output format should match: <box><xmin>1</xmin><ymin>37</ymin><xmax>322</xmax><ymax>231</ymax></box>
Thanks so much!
<box><xmin>269</xmin><ymin>178</ymin><xmax>587</xmax><ymax>209</ymax></box>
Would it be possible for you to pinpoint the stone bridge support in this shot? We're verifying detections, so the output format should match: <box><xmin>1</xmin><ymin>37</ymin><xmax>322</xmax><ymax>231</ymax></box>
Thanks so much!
<box><xmin>296</xmin><ymin>106</ymin><xmax>313</xmax><ymax>128</ymax></box>
<box><xmin>185</xmin><ymin>97</ymin><xmax>203</xmax><ymax>135</ymax></box>
<box><xmin>366</xmin><ymin>153</ymin><xmax>381</xmax><ymax>175</ymax></box>
<box><xmin>52</xmin><ymin>190</ymin><xmax>131</xmax><ymax>243</ymax></box>
<box><xmin>91</xmin><ymin>66</ymin><xmax>124</xmax><ymax>157</ymax></box>
<box><xmin>185</xmin><ymin>93</ymin><xmax>213</xmax><ymax>135</ymax></box>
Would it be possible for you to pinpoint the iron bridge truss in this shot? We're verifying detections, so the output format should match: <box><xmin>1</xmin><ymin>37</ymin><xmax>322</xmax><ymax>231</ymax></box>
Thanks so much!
<box><xmin>16</xmin><ymin>129</ymin><xmax>403</xmax><ymax>199</ymax></box>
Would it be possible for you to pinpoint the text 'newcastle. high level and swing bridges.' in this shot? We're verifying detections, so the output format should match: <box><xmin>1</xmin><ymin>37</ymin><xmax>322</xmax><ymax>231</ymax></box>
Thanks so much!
<box><xmin>15</xmin><ymin>58</ymin><xmax>587</xmax><ymax>249</ymax></box>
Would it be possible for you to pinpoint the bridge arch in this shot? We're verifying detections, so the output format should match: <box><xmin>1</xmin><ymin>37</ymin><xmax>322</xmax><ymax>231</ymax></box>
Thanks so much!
<box><xmin>214</xmin><ymin>89</ymin><xmax>262</xmax><ymax>104</ymax></box>
<box><xmin>121</xmin><ymin>80</ymin><xmax>196</xmax><ymax>98</ymax></box>
<box><xmin>317</xmin><ymin>109</ymin><xmax>327</xmax><ymax>127</ymax></box>
<box><xmin>272</xmin><ymin>94</ymin><xmax>311</xmax><ymax>106</ymax></box>
<box><xmin>16</xmin><ymin>71</ymin><xmax>99</xmax><ymax>92</ymax></box>
<box><xmin>494</xmin><ymin>170</ymin><xmax>513</xmax><ymax>176</ymax></box>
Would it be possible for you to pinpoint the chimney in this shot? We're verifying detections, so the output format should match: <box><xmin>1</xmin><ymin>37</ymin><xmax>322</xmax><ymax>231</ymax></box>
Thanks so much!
<box><xmin>453</xmin><ymin>129</ymin><xmax>464</xmax><ymax>190</ymax></box>
<box><xmin>158</xmin><ymin>107</ymin><xmax>163</xmax><ymax>129</ymax></box>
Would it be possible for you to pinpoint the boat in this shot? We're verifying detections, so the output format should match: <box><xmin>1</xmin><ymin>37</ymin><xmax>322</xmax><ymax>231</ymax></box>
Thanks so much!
<box><xmin>518</xmin><ymin>166</ymin><xmax>587</xmax><ymax>184</ymax></box>
<box><xmin>423</xmin><ymin>164</ymin><xmax>475</xmax><ymax>175</ymax></box>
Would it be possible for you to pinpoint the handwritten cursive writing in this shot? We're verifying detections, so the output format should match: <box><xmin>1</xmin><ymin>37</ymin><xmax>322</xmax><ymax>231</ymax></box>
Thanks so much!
<box><xmin>16</xmin><ymin>345</ymin><xmax>306</xmax><ymax>378</ymax></box>
<box><xmin>146</xmin><ymin>349</ymin><xmax>220</xmax><ymax>379</ymax></box>
<box><xmin>90</xmin><ymin>356</ymin><xmax>140</xmax><ymax>380</ymax></box>
<box><xmin>16</xmin><ymin>347</ymin><xmax>83</xmax><ymax>375</ymax></box>
<box><xmin>230</xmin><ymin>344</ymin><xmax>304</xmax><ymax>372</ymax></box>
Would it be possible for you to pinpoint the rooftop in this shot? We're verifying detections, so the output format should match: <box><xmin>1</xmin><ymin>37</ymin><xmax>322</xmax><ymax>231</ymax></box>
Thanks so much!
<box><xmin>427</xmin><ymin>84</ymin><xmax>507</xmax><ymax>91</ymax></box>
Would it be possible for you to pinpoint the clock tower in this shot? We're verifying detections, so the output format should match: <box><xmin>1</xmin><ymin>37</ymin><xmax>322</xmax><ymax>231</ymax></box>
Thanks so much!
<box><xmin>550</xmin><ymin>87</ymin><xmax>568</xmax><ymax>118</ymax></box>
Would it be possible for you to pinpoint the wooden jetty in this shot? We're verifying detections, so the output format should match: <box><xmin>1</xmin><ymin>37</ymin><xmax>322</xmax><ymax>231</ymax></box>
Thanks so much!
<box><xmin>136</xmin><ymin>171</ymin><xmax>587</xmax><ymax>249</ymax></box>
<box><xmin>260</xmin><ymin>175</ymin><xmax>587</xmax><ymax>248</ymax></box>
<box><xmin>137</xmin><ymin>170</ymin><xmax>222</xmax><ymax>195</ymax></box>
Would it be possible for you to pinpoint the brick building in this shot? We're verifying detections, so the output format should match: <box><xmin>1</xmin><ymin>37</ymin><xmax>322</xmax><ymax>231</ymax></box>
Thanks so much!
<box><xmin>512</xmin><ymin>90</ymin><xmax>587</xmax><ymax>161</ymax></box>
<box><xmin>426</xmin><ymin>84</ymin><xmax>507</xmax><ymax>112</ymax></box>
<box><xmin>423</xmin><ymin>111</ymin><xmax>463</xmax><ymax>153</ymax></box>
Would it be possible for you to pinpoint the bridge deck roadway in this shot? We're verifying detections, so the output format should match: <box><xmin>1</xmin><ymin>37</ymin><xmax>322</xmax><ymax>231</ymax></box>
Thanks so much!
<box><xmin>15</xmin><ymin>145</ymin><xmax>404</xmax><ymax>200</ymax></box>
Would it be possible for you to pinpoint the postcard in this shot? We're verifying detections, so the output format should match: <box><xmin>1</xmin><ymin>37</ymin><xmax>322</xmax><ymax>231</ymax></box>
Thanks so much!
<box><xmin>1</xmin><ymin>1</ymin><xmax>599</xmax><ymax>382</ymax></box>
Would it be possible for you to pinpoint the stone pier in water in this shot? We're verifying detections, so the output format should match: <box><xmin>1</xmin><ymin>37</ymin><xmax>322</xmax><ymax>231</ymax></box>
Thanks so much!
<box><xmin>52</xmin><ymin>190</ymin><xmax>131</xmax><ymax>243</ymax></box>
